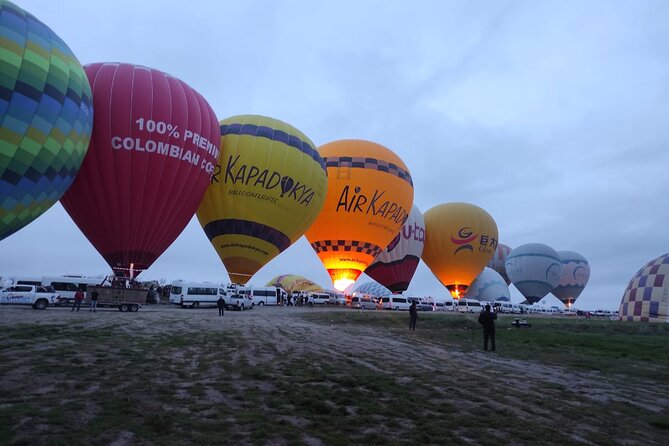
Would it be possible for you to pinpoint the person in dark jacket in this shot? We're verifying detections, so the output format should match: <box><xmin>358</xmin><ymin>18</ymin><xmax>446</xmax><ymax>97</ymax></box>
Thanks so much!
<box><xmin>409</xmin><ymin>301</ymin><xmax>418</xmax><ymax>330</ymax></box>
<box><xmin>217</xmin><ymin>296</ymin><xmax>225</xmax><ymax>316</ymax></box>
<box><xmin>478</xmin><ymin>304</ymin><xmax>497</xmax><ymax>351</ymax></box>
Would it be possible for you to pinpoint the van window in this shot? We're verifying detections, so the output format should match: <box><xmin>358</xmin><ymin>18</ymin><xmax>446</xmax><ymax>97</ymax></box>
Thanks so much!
<box><xmin>394</xmin><ymin>298</ymin><xmax>407</xmax><ymax>304</ymax></box>
<box><xmin>171</xmin><ymin>286</ymin><xmax>183</xmax><ymax>294</ymax></box>
<box><xmin>51</xmin><ymin>282</ymin><xmax>79</xmax><ymax>292</ymax></box>
<box><xmin>188</xmin><ymin>287</ymin><xmax>217</xmax><ymax>295</ymax></box>
<box><xmin>381</xmin><ymin>297</ymin><xmax>390</xmax><ymax>303</ymax></box>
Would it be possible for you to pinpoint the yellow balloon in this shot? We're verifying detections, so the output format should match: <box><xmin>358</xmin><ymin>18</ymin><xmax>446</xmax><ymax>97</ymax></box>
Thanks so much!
<box><xmin>197</xmin><ymin>115</ymin><xmax>328</xmax><ymax>284</ymax></box>
<box><xmin>304</xmin><ymin>140</ymin><xmax>414</xmax><ymax>291</ymax></box>
<box><xmin>422</xmin><ymin>203</ymin><xmax>498</xmax><ymax>298</ymax></box>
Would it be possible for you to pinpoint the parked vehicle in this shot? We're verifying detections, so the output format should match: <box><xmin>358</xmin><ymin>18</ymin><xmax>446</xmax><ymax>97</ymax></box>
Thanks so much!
<box><xmin>84</xmin><ymin>285</ymin><xmax>147</xmax><ymax>312</ymax></box>
<box><xmin>351</xmin><ymin>295</ymin><xmax>379</xmax><ymax>310</ymax></box>
<box><xmin>241</xmin><ymin>286</ymin><xmax>287</xmax><ymax>306</ymax></box>
<box><xmin>225</xmin><ymin>293</ymin><xmax>254</xmax><ymax>311</ymax></box>
<box><xmin>310</xmin><ymin>293</ymin><xmax>330</xmax><ymax>305</ymax></box>
<box><xmin>380</xmin><ymin>296</ymin><xmax>411</xmax><ymax>311</ymax></box>
<box><xmin>456</xmin><ymin>299</ymin><xmax>484</xmax><ymax>313</ymax></box>
<box><xmin>169</xmin><ymin>281</ymin><xmax>225</xmax><ymax>308</ymax></box>
<box><xmin>14</xmin><ymin>275</ymin><xmax>104</xmax><ymax>305</ymax></box>
<box><xmin>324</xmin><ymin>289</ymin><xmax>347</xmax><ymax>305</ymax></box>
<box><xmin>0</xmin><ymin>285</ymin><xmax>60</xmax><ymax>310</ymax></box>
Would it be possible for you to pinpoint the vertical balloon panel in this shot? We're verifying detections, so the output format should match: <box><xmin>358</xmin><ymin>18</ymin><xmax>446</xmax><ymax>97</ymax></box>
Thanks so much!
<box><xmin>61</xmin><ymin>63</ymin><xmax>220</xmax><ymax>276</ymax></box>
<box><xmin>197</xmin><ymin>115</ymin><xmax>328</xmax><ymax>284</ymax></box>
<box><xmin>0</xmin><ymin>1</ymin><xmax>93</xmax><ymax>241</ymax></box>
<box><xmin>304</xmin><ymin>140</ymin><xmax>414</xmax><ymax>291</ymax></box>
<box><xmin>365</xmin><ymin>204</ymin><xmax>425</xmax><ymax>293</ymax></box>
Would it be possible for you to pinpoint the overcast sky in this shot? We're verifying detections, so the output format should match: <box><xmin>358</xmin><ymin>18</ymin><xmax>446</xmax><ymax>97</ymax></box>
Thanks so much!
<box><xmin>2</xmin><ymin>0</ymin><xmax>668</xmax><ymax>310</ymax></box>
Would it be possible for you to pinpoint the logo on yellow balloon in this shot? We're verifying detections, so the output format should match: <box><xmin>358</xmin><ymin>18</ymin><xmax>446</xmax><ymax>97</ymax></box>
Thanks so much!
<box><xmin>452</xmin><ymin>226</ymin><xmax>498</xmax><ymax>255</ymax></box>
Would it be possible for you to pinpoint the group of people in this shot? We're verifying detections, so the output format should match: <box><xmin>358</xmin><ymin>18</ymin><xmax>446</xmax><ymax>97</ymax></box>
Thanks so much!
<box><xmin>408</xmin><ymin>301</ymin><xmax>498</xmax><ymax>352</ymax></box>
<box><xmin>70</xmin><ymin>288</ymin><xmax>98</xmax><ymax>312</ymax></box>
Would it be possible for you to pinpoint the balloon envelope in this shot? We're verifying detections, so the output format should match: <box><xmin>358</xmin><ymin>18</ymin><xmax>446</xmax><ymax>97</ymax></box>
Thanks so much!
<box><xmin>197</xmin><ymin>115</ymin><xmax>328</xmax><ymax>284</ymax></box>
<box><xmin>505</xmin><ymin>243</ymin><xmax>562</xmax><ymax>304</ymax></box>
<box><xmin>365</xmin><ymin>204</ymin><xmax>425</xmax><ymax>293</ymax></box>
<box><xmin>467</xmin><ymin>267</ymin><xmax>511</xmax><ymax>302</ymax></box>
<box><xmin>551</xmin><ymin>251</ymin><xmax>590</xmax><ymax>306</ymax></box>
<box><xmin>350</xmin><ymin>281</ymin><xmax>392</xmax><ymax>298</ymax></box>
<box><xmin>0</xmin><ymin>1</ymin><xmax>93</xmax><ymax>241</ymax></box>
<box><xmin>304</xmin><ymin>140</ymin><xmax>414</xmax><ymax>291</ymax></box>
<box><xmin>619</xmin><ymin>253</ymin><xmax>669</xmax><ymax>323</ymax></box>
<box><xmin>421</xmin><ymin>202</ymin><xmax>498</xmax><ymax>299</ymax></box>
<box><xmin>265</xmin><ymin>274</ymin><xmax>323</xmax><ymax>293</ymax></box>
<box><xmin>487</xmin><ymin>243</ymin><xmax>512</xmax><ymax>285</ymax></box>
<box><xmin>61</xmin><ymin>63</ymin><xmax>219</xmax><ymax>277</ymax></box>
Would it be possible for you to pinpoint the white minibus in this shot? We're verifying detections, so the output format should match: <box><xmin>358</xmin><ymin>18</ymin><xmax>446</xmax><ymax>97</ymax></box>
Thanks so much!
<box><xmin>241</xmin><ymin>286</ymin><xmax>287</xmax><ymax>306</ymax></box>
<box><xmin>169</xmin><ymin>281</ymin><xmax>225</xmax><ymax>308</ymax></box>
<box><xmin>456</xmin><ymin>299</ymin><xmax>484</xmax><ymax>313</ymax></box>
<box><xmin>380</xmin><ymin>296</ymin><xmax>412</xmax><ymax>311</ymax></box>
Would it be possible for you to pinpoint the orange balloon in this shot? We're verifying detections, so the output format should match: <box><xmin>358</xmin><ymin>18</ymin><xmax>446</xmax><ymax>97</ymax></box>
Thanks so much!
<box><xmin>422</xmin><ymin>203</ymin><xmax>498</xmax><ymax>299</ymax></box>
<box><xmin>304</xmin><ymin>140</ymin><xmax>414</xmax><ymax>291</ymax></box>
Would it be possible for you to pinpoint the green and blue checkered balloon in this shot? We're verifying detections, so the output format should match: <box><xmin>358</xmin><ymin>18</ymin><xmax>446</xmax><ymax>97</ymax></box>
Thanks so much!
<box><xmin>0</xmin><ymin>0</ymin><xmax>93</xmax><ymax>241</ymax></box>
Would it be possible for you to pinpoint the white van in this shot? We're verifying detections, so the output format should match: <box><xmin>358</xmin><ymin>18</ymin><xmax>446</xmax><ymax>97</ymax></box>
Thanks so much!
<box><xmin>380</xmin><ymin>296</ymin><xmax>411</xmax><ymax>311</ymax></box>
<box><xmin>310</xmin><ymin>293</ymin><xmax>330</xmax><ymax>305</ymax></box>
<box><xmin>456</xmin><ymin>299</ymin><xmax>484</xmax><ymax>313</ymax></box>
<box><xmin>351</xmin><ymin>295</ymin><xmax>379</xmax><ymax>310</ymax></box>
<box><xmin>494</xmin><ymin>301</ymin><xmax>514</xmax><ymax>313</ymax></box>
<box><xmin>169</xmin><ymin>281</ymin><xmax>225</xmax><ymax>308</ymax></box>
<box><xmin>241</xmin><ymin>287</ymin><xmax>287</xmax><ymax>306</ymax></box>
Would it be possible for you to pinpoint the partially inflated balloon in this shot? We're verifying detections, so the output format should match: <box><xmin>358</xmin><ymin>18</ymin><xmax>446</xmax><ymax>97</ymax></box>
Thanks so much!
<box><xmin>61</xmin><ymin>63</ymin><xmax>219</xmax><ymax>277</ymax></box>
<box><xmin>551</xmin><ymin>251</ymin><xmax>590</xmax><ymax>306</ymax></box>
<box><xmin>487</xmin><ymin>243</ymin><xmax>512</xmax><ymax>285</ymax></box>
<box><xmin>619</xmin><ymin>253</ymin><xmax>669</xmax><ymax>323</ymax></box>
<box><xmin>197</xmin><ymin>115</ymin><xmax>327</xmax><ymax>284</ymax></box>
<box><xmin>365</xmin><ymin>204</ymin><xmax>425</xmax><ymax>293</ymax></box>
<box><xmin>467</xmin><ymin>267</ymin><xmax>511</xmax><ymax>302</ymax></box>
<box><xmin>505</xmin><ymin>243</ymin><xmax>562</xmax><ymax>304</ymax></box>
<box><xmin>0</xmin><ymin>1</ymin><xmax>93</xmax><ymax>241</ymax></box>
<box><xmin>304</xmin><ymin>140</ymin><xmax>414</xmax><ymax>291</ymax></box>
<box><xmin>422</xmin><ymin>203</ymin><xmax>498</xmax><ymax>298</ymax></box>
<box><xmin>265</xmin><ymin>274</ymin><xmax>323</xmax><ymax>293</ymax></box>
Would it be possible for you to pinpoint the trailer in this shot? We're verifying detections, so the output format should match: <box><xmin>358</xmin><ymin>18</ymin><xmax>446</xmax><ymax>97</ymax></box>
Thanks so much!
<box><xmin>86</xmin><ymin>285</ymin><xmax>147</xmax><ymax>312</ymax></box>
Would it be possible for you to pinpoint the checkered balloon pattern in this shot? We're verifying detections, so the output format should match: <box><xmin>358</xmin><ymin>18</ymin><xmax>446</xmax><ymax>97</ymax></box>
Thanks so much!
<box><xmin>0</xmin><ymin>1</ymin><xmax>93</xmax><ymax>241</ymax></box>
<box><xmin>619</xmin><ymin>253</ymin><xmax>669</xmax><ymax>323</ymax></box>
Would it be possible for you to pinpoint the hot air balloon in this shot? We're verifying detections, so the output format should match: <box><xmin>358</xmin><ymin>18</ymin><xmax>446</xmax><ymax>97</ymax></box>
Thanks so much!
<box><xmin>197</xmin><ymin>115</ymin><xmax>328</xmax><ymax>284</ymax></box>
<box><xmin>421</xmin><ymin>203</ymin><xmax>498</xmax><ymax>299</ymax></box>
<box><xmin>60</xmin><ymin>63</ymin><xmax>219</xmax><ymax>277</ymax></box>
<box><xmin>487</xmin><ymin>243</ymin><xmax>512</xmax><ymax>285</ymax></box>
<box><xmin>619</xmin><ymin>253</ymin><xmax>669</xmax><ymax>323</ymax></box>
<box><xmin>551</xmin><ymin>251</ymin><xmax>590</xmax><ymax>307</ymax></box>
<box><xmin>467</xmin><ymin>267</ymin><xmax>511</xmax><ymax>302</ymax></box>
<box><xmin>304</xmin><ymin>140</ymin><xmax>414</xmax><ymax>291</ymax></box>
<box><xmin>505</xmin><ymin>243</ymin><xmax>562</xmax><ymax>304</ymax></box>
<box><xmin>0</xmin><ymin>1</ymin><xmax>93</xmax><ymax>241</ymax></box>
<box><xmin>351</xmin><ymin>281</ymin><xmax>392</xmax><ymax>298</ymax></box>
<box><xmin>364</xmin><ymin>204</ymin><xmax>425</xmax><ymax>293</ymax></box>
<box><xmin>265</xmin><ymin>274</ymin><xmax>323</xmax><ymax>293</ymax></box>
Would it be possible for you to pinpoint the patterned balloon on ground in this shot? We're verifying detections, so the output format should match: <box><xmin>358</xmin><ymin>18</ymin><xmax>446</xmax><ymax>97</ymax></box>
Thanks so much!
<box><xmin>0</xmin><ymin>1</ymin><xmax>93</xmax><ymax>241</ymax></box>
<box><xmin>350</xmin><ymin>281</ymin><xmax>392</xmax><ymax>298</ymax></box>
<box><xmin>467</xmin><ymin>267</ymin><xmax>511</xmax><ymax>302</ymax></box>
<box><xmin>551</xmin><ymin>251</ymin><xmax>590</xmax><ymax>306</ymax></box>
<box><xmin>421</xmin><ymin>202</ymin><xmax>498</xmax><ymax>299</ymax></box>
<box><xmin>365</xmin><ymin>204</ymin><xmax>425</xmax><ymax>294</ymax></box>
<box><xmin>505</xmin><ymin>243</ymin><xmax>562</xmax><ymax>304</ymax></box>
<box><xmin>619</xmin><ymin>253</ymin><xmax>669</xmax><ymax>323</ymax></box>
<box><xmin>265</xmin><ymin>274</ymin><xmax>323</xmax><ymax>293</ymax></box>
<box><xmin>487</xmin><ymin>244</ymin><xmax>512</xmax><ymax>285</ymax></box>
<box><xmin>197</xmin><ymin>115</ymin><xmax>327</xmax><ymax>284</ymax></box>
<box><xmin>61</xmin><ymin>63</ymin><xmax>219</xmax><ymax>277</ymax></box>
<box><xmin>304</xmin><ymin>140</ymin><xmax>414</xmax><ymax>291</ymax></box>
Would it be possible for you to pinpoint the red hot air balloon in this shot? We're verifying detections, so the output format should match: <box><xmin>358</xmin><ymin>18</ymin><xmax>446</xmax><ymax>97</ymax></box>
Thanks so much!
<box><xmin>61</xmin><ymin>63</ymin><xmax>220</xmax><ymax>277</ymax></box>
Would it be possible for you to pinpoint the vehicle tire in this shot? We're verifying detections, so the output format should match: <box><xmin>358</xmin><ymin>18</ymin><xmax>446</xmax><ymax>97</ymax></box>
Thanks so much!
<box><xmin>394</xmin><ymin>306</ymin><xmax>399</xmax><ymax>311</ymax></box>
<box><xmin>120</xmin><ymin>304</ymin><xmax>129</xmax><ymax>312</ymax></box>
<box><xmin>240</xmin><ymin>303</ymin><xmax>244</xmax><ymax>311</ymax></box>
<box><xmin>192</xmin><ymin>301</ymin><xmax>199</xmax><ymax>309</ymax></box>
<box><xmin>131</xmin><ymin>304</ymin><xmax>139</xmax><ymax>312</ymax></box>
<box><xmin>34</xmin><ymin>299</ymin><xmax>48</xmax><ymax>310</ymax></box>
<box><xmin>258</xmin><ymin>301</ymin><xmax>264</xmax><ymax>306</ymax></box>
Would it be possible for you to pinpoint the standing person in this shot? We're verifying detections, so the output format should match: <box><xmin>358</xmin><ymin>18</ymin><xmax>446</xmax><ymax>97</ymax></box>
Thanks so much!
<box><xmin>478</xmin><ymin>304</ymin><xmax>498</xmax><ymax>351</ymax></box>
<box><xmin>72</xmin><ymin>288</ymin><xmax>84</xmax><ymax>312</ymax></box>
<box><xmin>409</xmin><ymin>301</ymin><xmax>418</xmax><ymax>330</ymax></box>
<box><xmin>89</xmin><ymin>289</ymin><xmax>99</xmax><ymax>312</ymax></box>
<box><xmin>217</xmin><ymin>295</ymin><xmax>225</xmax><ymax>316</ymax></box>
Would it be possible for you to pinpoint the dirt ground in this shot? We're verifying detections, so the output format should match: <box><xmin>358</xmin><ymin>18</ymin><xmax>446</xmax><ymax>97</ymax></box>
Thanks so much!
<box><xmin>1</xmin><ymin>304</ymin><xmax>668</xmax><ymax>445</ymax></box>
